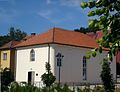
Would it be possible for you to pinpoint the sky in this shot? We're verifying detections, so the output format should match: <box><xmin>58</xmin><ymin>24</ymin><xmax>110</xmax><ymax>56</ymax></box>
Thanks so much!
<box><xmin>0</xmin><ymin>0</ymin><xmax>90</xmax><ymax>35</ymax></box>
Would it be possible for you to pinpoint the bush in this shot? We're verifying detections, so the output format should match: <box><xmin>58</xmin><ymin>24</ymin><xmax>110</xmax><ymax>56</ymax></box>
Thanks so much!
<box><xmin>92</xmin><ymin>86</ymin><xmax>105</xmax><ymax>92</ymax></box>
<box><xmin>8</xmin><ymin>82</ymin><xmax>120</xmax><ymax>92</ymax></box>
<box><xmin>9</xmin><ymin>82</ymin><xmax>41</xmax><ymax>92</ymax></box>
<box><xmin>1</xmin><ymin>68</ymin><xmax>14</xmax><ymax>92</ymax></box>
<box><xmin>41</xmin><ymin>62</ymin><xmax>56</xmax><ymax>87</ymax></box>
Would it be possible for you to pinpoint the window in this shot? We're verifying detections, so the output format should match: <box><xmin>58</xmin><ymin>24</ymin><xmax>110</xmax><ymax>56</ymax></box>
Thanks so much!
<box><xmin>83</xmin><ymin>56</ymin><xmax>87</xmax><ymax>80</ymax></box>
<box><xmin>3</xmin><ymin>53</ymin><xmax>7</xmax><ymax>60</ymax></box>
<box><xmin>30</xmin><ymin>49</ymin><xmax>35</xmax><ymax>61</ymax></box>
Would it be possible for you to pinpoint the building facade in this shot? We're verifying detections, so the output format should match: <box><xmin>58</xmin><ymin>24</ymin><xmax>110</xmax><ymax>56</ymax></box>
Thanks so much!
<box><xmin>15</xmin><ymin>28</ymin><xmax>116</xmax><ymax>85</ymax></box>
<box><xmin>0</xmin><ymin>41</ymin><xmax>19</xmax><ymax>74</ymax></box>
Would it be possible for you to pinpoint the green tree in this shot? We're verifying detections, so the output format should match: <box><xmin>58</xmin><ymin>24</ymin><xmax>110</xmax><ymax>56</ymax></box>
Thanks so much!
<box><xmin>0</xmin><ymin>35</ymin><xmax>10</xmax><ymax>47</ymax></box>
<box><xmin>1</xmin><ymin>68</ymin><xmax>14</xmax><ymax>92</ymax></box>
<box><xmin>0</xmin><ymin>27</ymin><xmax>27</xmax><ymax>46</ymax></box>
<box><xmin>80</xmin><ymin>0</ymin><xmax>120</xmax><ymax>61</ymax></box>
<box><xmin>80</xmin><ymin>0</ymin><xmax>119</xmax><ymax>91</ymax></box>
<box><xmin>41</xmin><ymin>62</ymin><xmax>56</xmax><ymax>88</ymax></box>
<box><xmin>100</xmin><ymin>58</ymin><xmax>115</xmax><ymax>92</ymax></box>
<box><xmin>74</xmin><ymin>26</ymin><xmax>98</xmax><ymax>33</ymax></box>
<box><xmin>8</xmin><ymin>27</ymin><xmax>27</xmax><ymax>41</ymax></box>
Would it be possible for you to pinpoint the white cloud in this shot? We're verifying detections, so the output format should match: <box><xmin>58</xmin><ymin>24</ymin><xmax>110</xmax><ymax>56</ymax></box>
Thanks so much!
<box><xmin>60</xmin><ymin>0</ymin><xmax>81</xmax><ymax>7</ymax></box>
<box><xmin>37</xmin><ymin>10</ymin><xmax>52</xmax><ymax>20</ymax></box>
<box><xmin>45</xmin><ymin>0</ymin><xmax>82</xmax><ymax>8</ymax></box>
<box><xmin>37</xmin><ymin>10</ymin><xmax>69</xmax><ymax>24</ymax></box>
<box><xmin>46</xmin><ymin>0</ymin><xmax>51</xmax><ymax>4</ymax></box>
<box><xmin>38</xmin><ymin>0</ymin><xmax>83</xmax><ymax>24</ymax></box>
<box><xmin>38</xmin><ymin>10</ymin><xmax>58</xmax><ymax>24</ymax></box>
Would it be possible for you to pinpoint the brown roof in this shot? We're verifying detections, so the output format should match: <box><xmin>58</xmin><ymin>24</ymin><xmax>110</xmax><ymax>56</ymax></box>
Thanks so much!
<box><xmin>22</xmin><ymin>35</ymin><xmax>35</xmax><ymax>41</ymax></box>
<box><xmin>15</xmin><ymin>28</ymin><xmax>99</xmax><ymax>49</ymax></box>
<box><xmin>0</xmin><ymin>40</ymin><xmax>20</xmax><ymax>50</ymax></box>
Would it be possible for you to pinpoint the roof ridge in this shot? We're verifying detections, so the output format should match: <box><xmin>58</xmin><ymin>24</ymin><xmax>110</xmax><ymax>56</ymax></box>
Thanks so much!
<box><xmin>52</xmin><ymin>27</ymin><xmax>55</xmax><ymax>42</ymax></box>
<box><xmin>14</xmin><ymin>27</ymin><xmax>101</xmax><ymax>49</ymax></box>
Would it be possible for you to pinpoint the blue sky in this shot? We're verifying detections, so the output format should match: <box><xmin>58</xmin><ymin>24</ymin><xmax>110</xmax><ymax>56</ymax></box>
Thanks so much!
<box><xmin>0</xmin><ymin>0</ymin><xmax>90</xmax><ymax>35</ymax></box>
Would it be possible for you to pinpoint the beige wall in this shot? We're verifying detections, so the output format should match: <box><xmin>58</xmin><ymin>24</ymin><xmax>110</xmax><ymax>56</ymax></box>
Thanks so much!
<box><xmin>53</xmin><ymin>44</ymin><xmax>116</xmax><ymax>84</ymax></box>
<box><xmin>0</xmin><ymin>50</ymin><xmax>10</xmax><ymax>69</ymax></box>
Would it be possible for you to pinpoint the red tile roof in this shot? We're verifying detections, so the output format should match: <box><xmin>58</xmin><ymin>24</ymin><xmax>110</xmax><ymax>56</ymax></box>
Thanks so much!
<box><xmin>15</xmin><ymin>28</ymin><xmax>99</xmax><ymax>49</ymax></box>
<box><xmin>0</xmin><ymin>40</ymin><xmax>20</xmax><ymax>50</ymax></box>
<box><xmin>22</xmin><ymin>35</ymin><xmax>35</xmax><ymax>41</ymax></box>
<box><xmin>87</xmin><ymin>31</ymin><xmax>103</xmax><ymax>40</ymax></box>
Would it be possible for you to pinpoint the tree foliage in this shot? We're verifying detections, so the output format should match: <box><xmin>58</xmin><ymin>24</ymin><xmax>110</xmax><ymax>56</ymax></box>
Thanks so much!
<box><xmin>100</xmin><ymin>58</ymin><xmax>115</xmax><ymax>92</ymax></box>
<box><xmin>74</xmin><ymin>26</ymin><xmax>98</xmax><ymax>34</ymax></box>
<box><xmin>80</xmin><ymin>0</ymin><xmax>120</xmax><ymax>61</ymax></box>
<box><xmin>41</xmin><ymin>62</ymin><xmax>56</xmax><ymax>87</ymax></box>
<box><xmin>1</xmin><ymin>68</ymin><xmax>14</xmax><ymax>92</ymax></box>
<box><xmin>0</xmin><ymin>27</ymin><xmax>27</xmax><ymax>46</ymax></box>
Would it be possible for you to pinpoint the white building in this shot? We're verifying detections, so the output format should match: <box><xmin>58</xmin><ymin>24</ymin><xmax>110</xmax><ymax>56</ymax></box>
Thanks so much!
<box><xmin>15</xmin><ymin>28</ymin><xmax>116</xmax><ymax>85</ymax></box>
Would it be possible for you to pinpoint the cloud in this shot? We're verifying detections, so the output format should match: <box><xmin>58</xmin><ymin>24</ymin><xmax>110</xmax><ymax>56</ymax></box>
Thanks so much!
<box><xmin>46</xmin><ymin>0</ymin><xmax>51</xmax><ymax>4</ymax></box>
<box><xmin>45</xmin><ymin>0</ymin><xmax>82</xmax><ymax>8</ymax></box>
<box><xmin>60</xmin><ymin>0</ymin><xmax>82</xmax><ymax>7</ymax></box>
<box><xmin>37</xmin><ymin>10</ymin><xmax>60</xmax><ymax>24</ymax></box>
<box><xmin>37</xmin><ymin>9</ymin><xmax>69</xmax><ymax>24</ymax></box>
<box><xmin>37</xmin><ymin>10</ymin><xmax>52</xmax><ymax>20</ymax></box>
<box><xmin>38</xmin><ymin>0</ymin><xmax>84</xmax><ymax>24</ymax></box>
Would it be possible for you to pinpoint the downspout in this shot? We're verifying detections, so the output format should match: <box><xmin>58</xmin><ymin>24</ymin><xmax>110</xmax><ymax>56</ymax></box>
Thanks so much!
<box><xmin>47</xmin><ymin>28</ymin><xmax>55</xmax><ymax>87</ymax></box>
<box><xmin>48</xmin><ymin>44</ymin><xmax>50</xmax><ymax>63</ymax></box>
<box><xmin>48</xmin><ymin>27</ymin><xmax>55</xmax><ymax>63</ymax></box>
<box><xmin>14</xmin><ymin>48</ymin><xmax>17</xmax><ymax>81</ymax></box>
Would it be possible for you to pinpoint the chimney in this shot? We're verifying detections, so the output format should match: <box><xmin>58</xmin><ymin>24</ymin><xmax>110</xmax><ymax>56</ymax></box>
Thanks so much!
<box><xmin>31</xmin><ymin>33</ymin><xmax>36</xmax><ymax>36</ymax></box>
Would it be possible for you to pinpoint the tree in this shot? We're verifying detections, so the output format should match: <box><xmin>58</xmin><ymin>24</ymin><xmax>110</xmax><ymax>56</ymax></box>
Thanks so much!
<box><xmin>0</xmin><ymin>35</ymin><xmax>10</xmax><ymax>47</ymax></box>
<box><xmin>80</xmin><ymin>1</ymin><xmax>120</xmax><ymax>91</ymax></box>
<box><xmin>1</xmin><ymin>68</ymin><xmax>14</xmax><ymax>92</ymax></box>
<box><xmin>80</xmin><ymin>0</ymin><xmax>120</xmax><ymax>61</ymax></box>
<box><xmin>0</xmin><ymin>27</ymin><xmax>27</xmax><ymax>46</ymax></box>
<box><xmin>8</xmin><ymin>27</ymin><xmax>27</xmax><ymax>41</ymax></box>
<box><xmin>74</xmin><ymin>26</ymin><xmax>98</xmax><ymax>33</ymax></box>
<box><xmin>41</xmin><ymin>62</ymin><xmax>56</xmax><ymax>87</ymax></box>
<box><xmin>100</xmin><ymin>58</ymin><xmax>115</xmax><ymax>92</ymax></box>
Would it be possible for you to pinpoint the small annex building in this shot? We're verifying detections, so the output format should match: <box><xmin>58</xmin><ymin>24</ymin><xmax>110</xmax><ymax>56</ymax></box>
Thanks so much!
<box><xmin>14</xmin><ymin>28</ymin><xmax>116</xmax><ymax>85</ymax></box>
<box><xmin>0</xmin><ymin>41</ymin><xmax>19</xmax><ymax>75</ymax></box>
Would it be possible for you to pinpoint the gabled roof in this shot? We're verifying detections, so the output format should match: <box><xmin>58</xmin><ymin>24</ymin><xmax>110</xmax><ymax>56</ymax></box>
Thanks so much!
<box><xmin>0</xmin><ymin>40</ymin><xmax>20</xmax><ymax>50</ymax></box>
<box><xmin>15</xmin><ymin>28</ymin><xmax>99</xmax><ymax>49</ymax></box>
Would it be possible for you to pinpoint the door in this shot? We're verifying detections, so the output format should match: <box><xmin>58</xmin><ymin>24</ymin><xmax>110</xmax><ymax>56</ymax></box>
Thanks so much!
<box><xmin>28</xmin><ymin>71</ymin><xmax>35</xmax><ymax>85</ymax></box>
<box><xmin>117</xmin><ymin>62</ymin><xmax>120</xmax><ymax>82</ymax></box>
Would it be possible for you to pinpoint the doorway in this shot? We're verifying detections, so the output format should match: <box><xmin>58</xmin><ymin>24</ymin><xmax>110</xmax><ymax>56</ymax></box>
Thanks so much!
<box><xmin>28</xmin><ymin>71</ymin><xmax>35</xmax><ymax>85</ymax></box>
<box><xmin>117</xmin><ymin>62</ymin><xmax>120</xmax><ymax>82</ymax></box>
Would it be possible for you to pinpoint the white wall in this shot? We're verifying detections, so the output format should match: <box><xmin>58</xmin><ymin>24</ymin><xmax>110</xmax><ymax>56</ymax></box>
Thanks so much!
<box><xmin>16</xmin><ymin>44</ymin><xmax>116</xmax><ymax>85</ymax></box>
<box><xmin>16</xmin><ymin>44</ymin><xmax>55</xmax><ymax>82</ymax></box>
<box><xmin>53</xmin><ymin>44</ymin><xmax>116</xmax><ymax>84</ymax></box>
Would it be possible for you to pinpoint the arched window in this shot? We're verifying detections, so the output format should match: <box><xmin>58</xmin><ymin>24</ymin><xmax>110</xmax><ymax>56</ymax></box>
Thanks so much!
<box><xmin>83</xmin><ymin>56</ymin><xmax>87</xmax><ymax>80</ymax></box>
<box><xmin>30</xmin><ymin>49</ymin><xmax>35</xmax><ymax>61</ymax></box>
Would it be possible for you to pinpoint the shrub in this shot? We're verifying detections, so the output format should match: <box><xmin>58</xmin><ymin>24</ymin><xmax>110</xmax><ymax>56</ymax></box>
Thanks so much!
<box><xmin>41</xmin><ymin>62</ymin><xmax>56</xmax><ymax>88</ymax></box>
<box><xmin>1</xmin><ymin>68</ymin><xmax>14</xmax><ymax>92</ymax></box>
<box><xmin>92</xmin><ymin>86</ymin><xmax>105</xmax><ymax>92</ymax></box>
<box><xmin>100</xmin><ymin>58</ymin><xmax>115</xmax><ymax>92</ymax></box>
